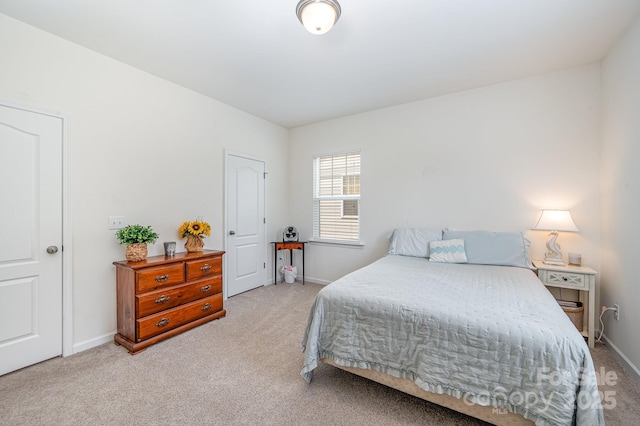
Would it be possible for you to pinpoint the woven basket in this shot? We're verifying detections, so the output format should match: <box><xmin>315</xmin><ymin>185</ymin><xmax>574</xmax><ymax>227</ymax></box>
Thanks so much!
<box><xmin>125</xmin><ymin>243</ymin><xmax>148</xmax><ymax>262</ymax></box>
<box><xmin>184</xmin><ymin>235</ymin><xmax>205</xmax><ymax>252</ymax></box>
<box><xmin>561</xmin><ymin>302</ymin><xmax>584</xmax><ymax>332</ymax></box>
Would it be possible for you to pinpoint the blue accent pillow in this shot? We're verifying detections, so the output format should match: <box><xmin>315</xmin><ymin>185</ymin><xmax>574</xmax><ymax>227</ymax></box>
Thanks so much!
<box><xmin>429</xmin><ymin>239</ymin><xmax>468</xmax><ymax>263</ymax></box>
<box><xmin>442</xmin><ymin>229</ymin><xmax>533</xmax><ymax>269</ymax></box>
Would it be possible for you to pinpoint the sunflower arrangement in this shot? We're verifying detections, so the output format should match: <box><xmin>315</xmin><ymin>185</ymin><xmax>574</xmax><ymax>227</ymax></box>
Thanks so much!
<box><xmin>179</xmin><ymin>220</ymin><xmax>211</xmax><ymax>239</ymax></box>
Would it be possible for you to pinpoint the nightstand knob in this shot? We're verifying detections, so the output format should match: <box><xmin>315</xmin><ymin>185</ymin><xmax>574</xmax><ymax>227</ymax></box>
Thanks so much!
<box><xmin>563</xmin><ymin>277</ymin><xmax>568</xmax><ymax>281</ymax></box>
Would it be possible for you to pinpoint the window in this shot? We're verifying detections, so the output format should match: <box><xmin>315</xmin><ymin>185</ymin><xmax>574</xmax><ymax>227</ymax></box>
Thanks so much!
<box><xmin>313</xmin><ymin>151</ymin><xmax>361</xmax><ymax>242</ymax></box>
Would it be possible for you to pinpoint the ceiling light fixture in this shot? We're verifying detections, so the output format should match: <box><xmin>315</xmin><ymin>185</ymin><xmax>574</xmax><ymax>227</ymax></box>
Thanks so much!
<box><xmin>296</xmin><ymin>0</ymin><xmax>341</xmax><ymax>35</ymax></box>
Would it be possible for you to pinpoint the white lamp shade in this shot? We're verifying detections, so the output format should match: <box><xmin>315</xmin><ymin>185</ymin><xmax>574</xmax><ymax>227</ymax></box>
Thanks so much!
<box><xmin>533</xmin><ymin>210</ymin><xmax>580</xmax><ymax>232</ymax></box>
<box><xmin>299</xmin><ymin>2</ymin><xmax>339</xmax><ymax>35</ymax></box>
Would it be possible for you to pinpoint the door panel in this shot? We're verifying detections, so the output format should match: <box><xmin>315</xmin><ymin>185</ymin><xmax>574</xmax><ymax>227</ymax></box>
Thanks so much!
<box><xmin>0</xmin><ymin>122</ymin><xmax>35</xmax><ymax>261</ymax></box>
<box><xmin>0</xmin><ymin>103</ymin><xmax>63</xmax><ymax>376</ymax></box>
<box><xmin>235</xmin><ymin>244</ymin><xmax>258</xmax><ymax>278</ymax></box>
<box><xmin>226</xmin><ymin>154</ymin><xmax>265</xmax><ymax>297</ymax></box>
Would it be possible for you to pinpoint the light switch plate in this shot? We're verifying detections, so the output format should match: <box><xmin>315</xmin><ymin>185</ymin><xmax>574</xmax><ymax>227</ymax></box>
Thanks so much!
<box><xmin>108</xmin><ymin>216</ymin><xmax>125</xmax><ymax>230</ymax></box>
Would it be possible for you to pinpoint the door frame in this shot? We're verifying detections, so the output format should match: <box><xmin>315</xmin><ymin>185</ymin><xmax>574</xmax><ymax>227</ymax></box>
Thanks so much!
<box><xmin>1</xmin><ymin>98</ymin><xmax>73</xmax><ymax>357</ymax></box>
<box><xmin>223</xmin><ymin>150</ymin><xmax>267</xmax><ymax>299</ymax></box>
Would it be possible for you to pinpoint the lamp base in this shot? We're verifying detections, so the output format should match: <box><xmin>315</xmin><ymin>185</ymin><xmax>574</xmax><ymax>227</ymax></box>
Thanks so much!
<box><xmin>543</xmin><ymin>257</ymin><xmax>565</xmax><ymax>266</ymax></box>
<box><xmin>543</xmin><ymin>231</ymin><xmax>565</xmax><ymax>266</ymax></box>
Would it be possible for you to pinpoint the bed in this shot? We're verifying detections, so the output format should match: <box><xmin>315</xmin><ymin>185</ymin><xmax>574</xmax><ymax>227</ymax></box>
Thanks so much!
<box><xmin>300</xmin><ymin>229</ymin><xmax>604</xmax><ymax>425</ymax></box>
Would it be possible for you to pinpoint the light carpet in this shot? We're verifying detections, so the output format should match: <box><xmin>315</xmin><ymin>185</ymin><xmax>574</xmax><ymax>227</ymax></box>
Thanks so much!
<box><xmin>1</xmin><ymin>282</ymin><xmax>638</xmax><ymax>425</ymax></box>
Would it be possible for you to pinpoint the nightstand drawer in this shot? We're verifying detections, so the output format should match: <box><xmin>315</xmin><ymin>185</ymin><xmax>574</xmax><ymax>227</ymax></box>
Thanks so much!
<box><xmin>543</xmin><ymin>271</ymin><xmax>587</xmax><ymax>290</ymax></box>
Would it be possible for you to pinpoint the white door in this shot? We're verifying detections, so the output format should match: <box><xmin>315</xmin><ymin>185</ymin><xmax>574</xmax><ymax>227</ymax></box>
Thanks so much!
<box><xmin>225</xmin><ymin>153</ymin><xmax>266</xmax><ymax>297</ymax></box>
<box><xmin>0</xmin><ymin>103</ymin><xmax>63</xmax><ymax>376</ymax></box>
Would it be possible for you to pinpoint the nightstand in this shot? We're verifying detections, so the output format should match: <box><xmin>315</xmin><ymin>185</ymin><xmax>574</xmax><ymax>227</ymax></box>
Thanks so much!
<box><xmin>533</xmin><ymin>260</ymin><xmax>597</xmax><ymax>349</ymax></box>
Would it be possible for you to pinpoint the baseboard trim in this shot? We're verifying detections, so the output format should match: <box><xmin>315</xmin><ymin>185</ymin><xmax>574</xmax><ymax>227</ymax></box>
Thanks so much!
<box><xmin>298</xmin><ymin>276</ymin><xmax>331</xmax><ymax>285</ymax></box>
<box><xmin>267</xmin><ymin>276</ymin><xmax>331</xmax><ymax>286</ymax></box>
<box><xmin>602</xmin><ymin>334</ymin><xmax>640</xmax><ymax>383</ymax></box>
<box><xmin>72</xmin><ymin>332</ymin><xmax>114</xmax><ymax>354</ymax></box>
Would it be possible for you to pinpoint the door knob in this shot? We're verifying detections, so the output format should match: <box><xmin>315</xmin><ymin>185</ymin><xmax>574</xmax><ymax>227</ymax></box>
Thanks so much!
<box><xmin>229</xmin><ymin>230</ymin><xmax>236</xmax><ymax>235</ymax></box>
<box><xmin>47</xmin><ymin>246</ymin><xmax>59</xmax><ymax>254</ymax></box>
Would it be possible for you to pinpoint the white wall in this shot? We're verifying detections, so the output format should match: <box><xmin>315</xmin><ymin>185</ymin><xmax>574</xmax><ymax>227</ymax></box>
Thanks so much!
<box><xmin>0</xmin><ymin>12</ymin><xmax>621</xmax><ymax>365</ymax></box>
<box><xmin>0</xmin><ymin>14</ymin><xmax>290</xmax><ymax>350</ymax></box>
<box><xmin>289</xmin><ymin>65</ymin><xmax>602</xmax><ymax>289</ymax></box>
<box><xmin>601</xmin><ymin>13</ymin><xmax>640</xmax><ymax>374</ymax></box>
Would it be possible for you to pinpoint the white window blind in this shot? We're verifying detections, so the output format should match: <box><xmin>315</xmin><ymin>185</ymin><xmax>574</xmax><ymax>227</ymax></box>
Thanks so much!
<box><xmin>313</xmin><ymin>151</ymin><xmax>361</xmax><ymax>242</ymax></box>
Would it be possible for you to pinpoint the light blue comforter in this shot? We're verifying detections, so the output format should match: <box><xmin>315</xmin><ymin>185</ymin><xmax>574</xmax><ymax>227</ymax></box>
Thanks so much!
<box><xmin>301</xmin><ymin>255</ymin><xmax>604</xmax><ymax>425</ymax></box>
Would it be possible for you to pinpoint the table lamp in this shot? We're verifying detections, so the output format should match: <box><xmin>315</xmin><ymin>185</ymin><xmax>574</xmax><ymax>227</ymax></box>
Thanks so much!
<box><xmin>532</xmin><ymin>209</ymin><xmax>579</xmax><ymax>266</ymax></box>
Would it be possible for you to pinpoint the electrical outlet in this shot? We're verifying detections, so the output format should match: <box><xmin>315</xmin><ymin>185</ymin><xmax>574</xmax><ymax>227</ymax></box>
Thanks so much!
<box><xmin>108</xmin><ymin>216</ymin><xmax>125</xmax><ymax>230</ymax></box>
<box><xmin>614</xmin><ymin>304</ymin><xmax>620</xmax><ymax>321</ymax></box>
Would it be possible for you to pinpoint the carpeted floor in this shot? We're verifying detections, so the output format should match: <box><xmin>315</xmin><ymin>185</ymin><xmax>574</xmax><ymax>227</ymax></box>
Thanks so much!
<box><xmin>1</xmin><ymin>282</ymin><xmax>638</xmax><ymax>425</ymax></box>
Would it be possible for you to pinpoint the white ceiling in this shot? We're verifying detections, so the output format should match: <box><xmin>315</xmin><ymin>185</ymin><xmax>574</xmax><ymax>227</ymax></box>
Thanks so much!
<box><xmin>1</xmin><ymin>0</ymin><xmax>639</xmax><ymax>128</ymax></box>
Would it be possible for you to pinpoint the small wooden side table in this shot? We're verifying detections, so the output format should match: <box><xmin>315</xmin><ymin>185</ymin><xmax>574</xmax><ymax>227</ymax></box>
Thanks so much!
<box><xmin>272</xmin><ymin>241</ymin><xmax>306</xmax><ymax>284</ymax></box>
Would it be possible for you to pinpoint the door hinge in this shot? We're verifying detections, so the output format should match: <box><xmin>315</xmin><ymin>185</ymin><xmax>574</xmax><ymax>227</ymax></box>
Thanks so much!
<box><xmin>263</xmin><ymin>262</ymin><xmax>266</xmax><ymax>268</ymax></box>
<box><xmin>263</xmin><ymin>172</ymin><xmax>268</xmax><ymax>179</ymax></box>
<box><xmin>263</xmin><ymin>217</ymin><xmax>266</xmax><ymax>224</ymax></box>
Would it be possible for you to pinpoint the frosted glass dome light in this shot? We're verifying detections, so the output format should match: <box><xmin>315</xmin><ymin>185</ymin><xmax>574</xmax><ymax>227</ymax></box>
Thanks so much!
<box><xmin>296</xmin><ymin>0</ymin><xmax>341</xmax><ymax>35</ymax></box>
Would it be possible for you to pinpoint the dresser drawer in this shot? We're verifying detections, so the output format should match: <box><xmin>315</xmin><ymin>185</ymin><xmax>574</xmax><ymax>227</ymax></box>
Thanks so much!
<box><xmin>186</xmin><ymin>256</ymin><xmax>222</xmax><ymax>281</ymax></box>
<box><xmin>137</xmin><ymin>294</ymin><xmax>223</xmax><ymax>341</ymax></box>
<box><xmin>543</xmin><ymin>271</ymin><xmax>587</xmax><ymax>290</ymax></box>
<box><xmin>137</xmin><ymin>263</ymin><xmax>185</xmax><ymax>293</ymax></box>
<box><xmin>136</xmin><ymin>277</ymin><xmax>222</xmax><ymax>317</ymax></box>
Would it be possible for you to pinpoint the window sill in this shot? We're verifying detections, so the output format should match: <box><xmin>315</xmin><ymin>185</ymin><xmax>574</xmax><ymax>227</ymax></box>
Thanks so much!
<box><xmin>309</xmin><ymin>239</ymin><xmax>365</xmax><ymax>248</ymax></box>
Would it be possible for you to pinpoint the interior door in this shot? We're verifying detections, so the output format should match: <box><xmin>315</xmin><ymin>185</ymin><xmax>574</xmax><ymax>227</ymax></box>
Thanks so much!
<box><xmin>0</xmin><ymin>103</ymin><xmax>63</xmax><ymax>376</ymax></box>
<box><xmin>225</xmin><ymin>153</ymin><xmax>266</xmax><ymax>297</ymax></box>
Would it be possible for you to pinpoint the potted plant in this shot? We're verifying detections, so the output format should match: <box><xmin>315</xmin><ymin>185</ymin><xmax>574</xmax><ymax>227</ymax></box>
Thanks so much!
<box><xmin>179</xmin><ymin>219</ymin><xmax>211</xmax><ymax>252</ymax></box>
<box><xmin>116</xmin><ymin>224</ymin><xmax>159</xmax><ymax>261</ymax></box>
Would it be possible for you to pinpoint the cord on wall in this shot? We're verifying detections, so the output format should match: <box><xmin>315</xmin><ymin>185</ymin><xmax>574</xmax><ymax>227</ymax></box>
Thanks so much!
<box><xmin>596</xmin><ymin>305</ymin><xmax>619</xmax><ymax>343</ymax></box>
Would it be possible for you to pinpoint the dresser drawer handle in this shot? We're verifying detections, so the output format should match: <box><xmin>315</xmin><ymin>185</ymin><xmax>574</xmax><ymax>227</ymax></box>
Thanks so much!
<box><xmin>155</xmin><ymin>295</ymin><xmax>170</xmax><ymax>304</ymax></box>
<box><xmin>155</xmin><ymin>275</ymin><xmax>169</xmax><ymax>283</ymax></box>
<box><xmin>200</xmin><ymin>285</ymin><xmax>212</xmax><ymax>292</ymax></box>
<box><xmin>202</xmin><ymin>303</ymin><xmax>212</xmax><ymax>311</ymax></box>
<box><xmin>562</xmin><ymin>277</ymin><xmax>568</xmax><ymax>281</ymax></box>
<box><xmin>156</xmin><ymin>318</ymin><xmax>170</xmax><ymax>327</ymax></box>
<box><xmin>200</xmin><ymin>264</ymin><xmax>212</xmax><ymax>272</ymax></box>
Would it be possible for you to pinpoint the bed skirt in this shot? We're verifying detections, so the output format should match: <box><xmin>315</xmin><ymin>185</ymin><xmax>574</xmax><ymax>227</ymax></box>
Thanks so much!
<box><xmin>321</xmin><ymin>358</ymin><xmax>534</xmax><ymax>426</ymax></box>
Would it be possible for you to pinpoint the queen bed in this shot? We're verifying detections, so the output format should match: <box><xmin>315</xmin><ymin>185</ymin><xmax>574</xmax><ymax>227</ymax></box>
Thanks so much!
<box><xmin>300</xmin><ymin>229</ymin><xmax>604</xmax><ymax>425</ymax></box>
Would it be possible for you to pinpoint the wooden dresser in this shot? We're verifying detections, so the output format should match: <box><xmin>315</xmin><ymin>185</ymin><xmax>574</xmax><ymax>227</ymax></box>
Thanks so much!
<box><xmin>113</xmin><ymin>250</ymin><xmax>225</xmax><ymax>354</ymax></box>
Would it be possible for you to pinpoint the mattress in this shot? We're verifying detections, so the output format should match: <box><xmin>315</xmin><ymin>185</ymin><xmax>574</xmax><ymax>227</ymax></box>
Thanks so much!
<box><xmin>301</xmin><ymin>255</ymin><xmax>603</xmax><ymax>425</ymax></box>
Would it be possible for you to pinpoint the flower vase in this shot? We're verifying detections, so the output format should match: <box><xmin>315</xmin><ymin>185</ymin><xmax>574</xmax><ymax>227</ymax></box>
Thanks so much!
<box><xmin>126</xmin><ymin>242</ymin><xmax>148</xmax><ymax>262</ymax></box>
<box><xmin>185</xmin><ymin>235</ymin><xmax>205</xmax><ymax>252</ymax></box>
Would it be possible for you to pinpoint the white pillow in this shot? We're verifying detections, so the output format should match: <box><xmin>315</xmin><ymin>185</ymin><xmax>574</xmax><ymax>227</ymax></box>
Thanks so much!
<box><xmin>429</xmin><ymin>239</ymin><xmax>468</xmax><ymax>263</ymax></box>
<box><xmin>388</xmin><ymin>228</ymin><xmax>442</xmax><ymax>258</ymax></box>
